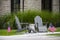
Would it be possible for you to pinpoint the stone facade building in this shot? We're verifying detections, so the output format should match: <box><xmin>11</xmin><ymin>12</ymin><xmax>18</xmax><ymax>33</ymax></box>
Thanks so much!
<box><xmin>0</xmin><ymin>0</ymin><xmax>60</xmax><ymax>15</ymax></box>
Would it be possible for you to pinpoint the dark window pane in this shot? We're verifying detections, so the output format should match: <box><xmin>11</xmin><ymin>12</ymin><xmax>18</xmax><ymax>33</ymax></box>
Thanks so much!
<box><xmin>59</xmin><ymin>0</ymin><xmax>60</xmax><ymax>11</ymax></box>
<box><xmin>42</xmin><ymin>0</ymin><xmax>52</xmax><ymax>11</ymax></box>
<box><xmin>11</xmin><ymin>0</ymin><xmax>20</xmax><ymax>13</ymax></box>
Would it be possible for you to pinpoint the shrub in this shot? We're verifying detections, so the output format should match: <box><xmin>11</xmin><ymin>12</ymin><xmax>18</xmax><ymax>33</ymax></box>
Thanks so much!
<box><xmin>0</xmin><ymin>10</ymin><xmax>60</xmax><ymax>29</ymax></box>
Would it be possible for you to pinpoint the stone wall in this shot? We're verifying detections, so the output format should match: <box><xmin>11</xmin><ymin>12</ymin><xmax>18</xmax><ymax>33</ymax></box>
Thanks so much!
<box><xmin>0</xmin><ymin>0</ymin><xmax>60</xmax><ymax>15</ymax></box>
<box><xmin>24</xmin><ymin>0</ymin><xmax>28</xmax><ymax>10</ymax></box>
<box><xmin>0</xmin><ymin>0</ymin><xmax>11</xmax><ymax>15</ymax></box>
<box><xmin>0</xmin><ymin>0</ymin><xmax>2</xmax><ymax>15</ymax></box>
<box><xmin>52</xmin><ymin>0</ymin><xmax>59</xmax><ymax>12</ymax></box>
<box><xmin>24</xmin><ymin>0</ymin><xmax>41</xmax><ymax>10</ymax></box>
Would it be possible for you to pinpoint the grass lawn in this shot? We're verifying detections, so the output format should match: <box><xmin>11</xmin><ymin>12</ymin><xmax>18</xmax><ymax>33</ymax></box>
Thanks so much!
<box><xmin>0</xmin><ymin>29</ymin><xmax>17</xmax><ymax>36</ymax></box>
<box><xmin>48</xmin><ymin>27</ymin><xmax>60</xmax><ymax>36</ymax></box>
<box><xmin>48</xmin><ymin>34</ymin><xmax>60</xmax><ymax>36</ymax></box>
<box><xmin>48</xmin><ymin>27</ymin><xmax>60</xmax><ymax>32</ymax></box>
<box><xmin>0</xmin><ymin>27</ymin><xmax>60</xmax><ymax>36</ymax></box>
<box><xmin>0</xmin><ymin>29</ymin><xmax>28</xmax><ymax>36</ymax></box>
<box><xmin>55</xmin><ymin>27</ymin><xmax>60</xmax><ymax>32</ymax></box>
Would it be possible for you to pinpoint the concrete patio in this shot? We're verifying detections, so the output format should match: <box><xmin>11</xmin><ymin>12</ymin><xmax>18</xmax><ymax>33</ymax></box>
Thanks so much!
<box><xmin>0</xmin><ymin>32</ymin><xmax>60</xmax><ymax>40</ymax></box>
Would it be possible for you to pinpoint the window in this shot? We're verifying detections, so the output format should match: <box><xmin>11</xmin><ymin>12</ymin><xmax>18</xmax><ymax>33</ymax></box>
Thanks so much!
<box><xmin>22</xmin><ymin>0</ymin><xmax>24</xmax><ymax>12</ymax></box>
<box><xmin>42</xmin><ymin>0</ymin><xmax>52</xmax><ymax>11</ymax></box>
<box><xmin>11</xmin><ymin>0</ymin><xmax>20</xmax><ymax>13</ymax></box>
<box><xmin>59</xmin><ymin>0</ymin><xmax>60</xmax><ymax>12</ymax></box>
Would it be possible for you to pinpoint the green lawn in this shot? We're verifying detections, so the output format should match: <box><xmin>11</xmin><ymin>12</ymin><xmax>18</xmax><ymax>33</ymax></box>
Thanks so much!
<box><xmin>48</xmin><ymin>27</ymin><xmax>60</xmax><ymax>32</ymax></box>
<box><xmin>48</xmin><ymin>34</ymin><xmax>60</xmax><ymax>36</ymax></box>
<box><xmin>0</xmin><ymin>29</ymin><xmax>16</xmax><ymax>36</ymax></box>
<box><xmin>0</xmin><ymin>27</ymin><xmax>60</xmax><ymax>36</ymax></box>
<box><xmin>0</xmin><ymin>29</ymin><xmax>28</xmax><ymax>36</ymax></box>
<box><xmin>48</xmin><ymin>27</ymin><xmax>60</xmax><ymax>36</ymax></box>
<box><xmin>55</xmin><ymin>27</ymin><xmax>60</xmax><ymax>32</ymax></box>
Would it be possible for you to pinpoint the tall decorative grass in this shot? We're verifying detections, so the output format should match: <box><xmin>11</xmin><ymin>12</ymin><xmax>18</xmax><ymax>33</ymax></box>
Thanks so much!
<box><xmin>0</xmin><ymin>10</ymin><xmax>60</xmax><ymax>29</ymax></box>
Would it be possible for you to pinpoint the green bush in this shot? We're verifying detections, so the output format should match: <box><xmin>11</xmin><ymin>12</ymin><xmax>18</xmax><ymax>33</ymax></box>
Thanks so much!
<box><xmin>0</xmin><ymin>10</ymin><xmax>60</xmax><ymax>29</ymax></box>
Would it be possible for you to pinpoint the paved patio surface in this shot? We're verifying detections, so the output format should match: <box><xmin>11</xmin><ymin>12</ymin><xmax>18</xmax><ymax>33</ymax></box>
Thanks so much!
<box><xmin>0</xmin><ymin>32</ymin><xmax>60</xmax><ymax>40</ymax></box>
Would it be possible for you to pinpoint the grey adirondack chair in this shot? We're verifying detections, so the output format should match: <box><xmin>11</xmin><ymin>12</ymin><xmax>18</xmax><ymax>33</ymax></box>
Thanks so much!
<box><xmin>34</xmin><ymin>16</ymin><xmax>47</xmax><ymax>32</ymax></box>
